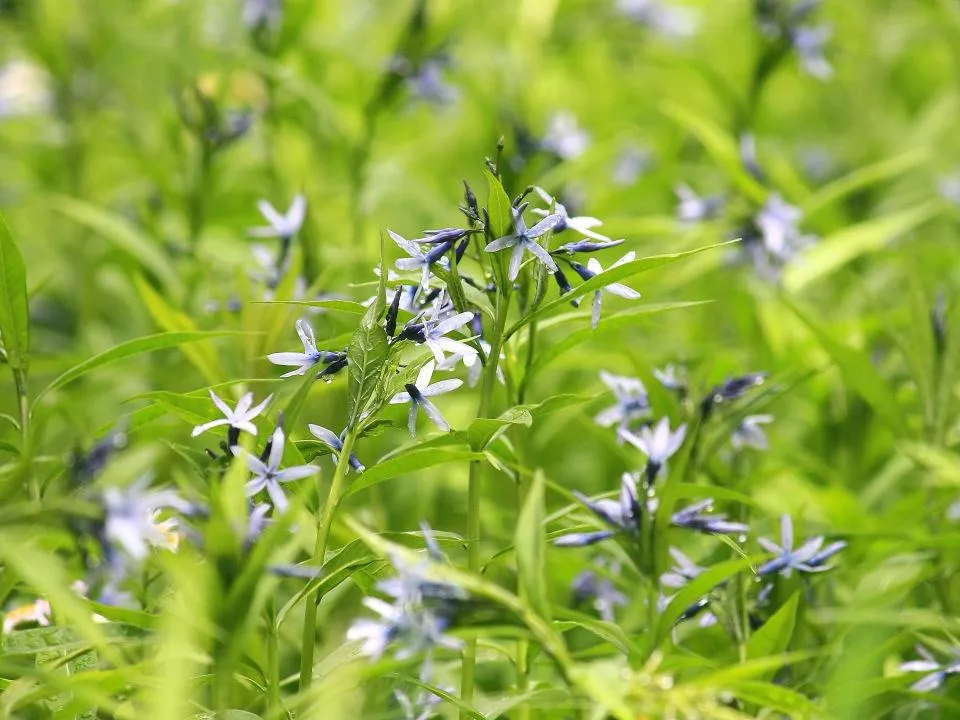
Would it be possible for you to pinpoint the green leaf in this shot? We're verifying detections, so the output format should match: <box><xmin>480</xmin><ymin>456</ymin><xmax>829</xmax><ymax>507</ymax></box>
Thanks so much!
<box><xmin>730</xmin><ymin>681</ymin><xmax>822</xmax><ymax>718</ymax></box>
<box><xmin>656</xmin><ymin>556</ymin><xmax>757</xmax><ymax>645</ymax></box>
<box><xmin>782</xmin><ymin>202</ymin><xmax>941</xmax><ymax>293</ymax></box>
<box><xmin>346</xmin><ymin>448</ymin><xmax>486</xmax><ymax>496</ymax></box>
<box><xmin>802</xmin><ymin>148</ymin><xmax>930</xmax><ymax>218</ymax></box>
<box><xmin>660</xmin><ymin>101</ymin><xmax>767</xmax><ymax>203</ymax></box>
<box><xmin>506</xmin><ymin>242</ymin><xmax>735</xmax><ymax>337</ymax></box>
<box><xmin>747</xmin><ymin>592</ymin><xmax>800</xmax><ymax>662</ymax></box>
<box><xmin>515</xmin><ymin>471</ymin><xmax>549</xmax><ymax>620</ymax></box>
<box><xmin>783</xmin><ymin>297</ymin><xmax>906</xmax><ymax>433</ymax></box>
<box><xmin>467</xmin><ymin>407</ymin><xmax>533</xmax><ymax>450</ymax></box>
<box><xmin>252</xmin><ymin>299</ymin><xmax>366</xmax><ymax>314</ymax></box>
<box><xmin>33</xmin><ymin>331</ymin><xmax>242</xmax><ymax>406</ymax></box>
<box><xmin>51</xmin><ymin>195</ymin><xmax>182</xmax><ymax>296</ymax></box>
<box><xmin>484</xmin><ymin>168</ymin><xmax>514</xmax><ymax>239</ymax></box>
<box><xmin>0</xmin><ymin>214</ymin><xmax>29</xmax><ymax>373</ymax></box>
<box><xmin>521</xmin><ymin>301</ymin><xmax>708</xmax><ymax>387</ymax></box>
<box><xmin>346</xmin><ymin>322</ymin><xmax>389</xmax><ymax>428</ymax></box>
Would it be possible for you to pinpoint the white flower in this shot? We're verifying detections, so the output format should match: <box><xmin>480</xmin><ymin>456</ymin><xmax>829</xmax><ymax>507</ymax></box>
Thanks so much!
<box><xmin>531</xmin><ymin>186</ymin><xmax>617</xmax><ymax>242</ymax></box>
<box><xmin>755</xmin><ymin>193</ymin><xmax>815</xmax><ymax>261</ymax></box>
<box><xmin>617</xmin><ymin>0</ymin><xmax>699</xmax><ymax>39</ymax></box>
<box><xmin>0</xmin><ymin>61</ymin><xmax>50</xmax><ymax>119</ymax></box>
<box><xmin>594</xmin><ymin>371</ymin><xmax>650</xmax><ymax>430</ymax></box>
<box><xmin>191</xmin><ymin>389</ymin><xmax>273</xmax><ymax>440</ymax></box>
<box><xmin>484</xmin><ymin>204</ymin><xmax>561</xmax><ymax>282</ymax></box>
<box><xmin>307</xmin><ymin>424</ymin><xmax>366</xmax><ymax>473</ymax></box>
<box><xmin>581</xmin><ymin>253</ymin><xmax>642</xmax><ymax>329</ymax></box>
<box><xmin>248</xmin><ymin>195</ymin><xmax>307</xmax><ymax>239</ymax></box>
<box><xmin>420</xmin><ymin>303</ymin><xmax>478</xmax><ymax>368</ymax></box>
<box><xmin>389</xmin><ymin>230</ymin><xmax>449</xmax><ymax>289</ymax></box>
<box><xmin>731</xmin><ymin>414</ymin><xmax>774</xmax><ymax>451</ymax></box>
<box><xmin>542</xmin><ymin>111</ymin><xmax>590</xmax><ymax>160</ymax></box>
<box><xmin>231</xmin><ymin>426</ymin><xmax>320</xmax><ymax>513</ymax></box>
<box><xmin>619</xmin><ymin>417</ymin><xmax>687</xmax><ymax>467</ymax></box>
<box><xmin>267</xmin><ymin>319</ymin><xmax>339</xmax><ymax>377</ymax></box>
<box><xmin>391</xmin><ymin>361</ymin><xmax>463</xmax><ymax>435</ymax></box>
<box><xmin>103</xmin><ymin>477</ymin><xmax>192</xmax><ymax>561</ymax></box>
<box><xmin>676</xmin><ymin>183</ymin><xmax>723</xmax><ymax>223</ymax></box>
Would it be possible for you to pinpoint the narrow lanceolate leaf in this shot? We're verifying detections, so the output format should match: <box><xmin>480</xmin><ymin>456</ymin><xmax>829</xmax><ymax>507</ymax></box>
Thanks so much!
<box><xmin>506</xmin><ymin>242</ymin><xmax>736</xmax><ymax>337</ymax></box>
<box><xmin>484</xmin><ymin>168</ymin><xmax>514</xmax><ymax>239</ymax></box>
<box><xmin>33</xmin><ymin>331</ymin><xmax>242</xmax><ymax>405</ymax></box>
<box><xmin>51</xmin><ymin>195</ymin><xmax>182</xmax><ymax>296</ymax></box>
<box><xmin>747</xmin><ymin>591</ymin><xmax>800</xmax><ymax>663</ymax></box>
<box><xmin>467</xmin><ymin>407</ymin><xmax>533</xmax><ymax>450</ymax></box>
<box><xmin>0</xmin><ymin>214</ymin><xmax>29</xmax><ymax>372</ymax></box>
<box><xmin>783</xmin><ymin>298</ymin><xmax>906</xmax><ymax>433</ymax></box>
<box><xmin>346</xmin><ymin>322</ymin><xmax>389</xmax><ymax>428</ymax></box>
<box><xmin>346</xmin><ymin>448</ymin><xmax>486</xmax><ymax>496</ymax></box>
<box><xmin>515</xmin><ymin>471</ymin><xmax>549</xmax><ymax>620</ymax></box>
<box><xmin>782</xmin><ymin>202</ymin><xmax>941</xmax><ymax>293</ymax></box>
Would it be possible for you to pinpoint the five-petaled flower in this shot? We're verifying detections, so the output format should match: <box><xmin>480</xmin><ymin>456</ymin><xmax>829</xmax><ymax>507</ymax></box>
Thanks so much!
<box><xmin>191</xmin><ymin>389</ymin><xmax>273</xmax><ymax>446</ymax></box>
<box><xmin>756</xmin><ymin>515</ymin><xmax>846</xmax><ymax>578</ymax></box>
<box><xmin>485</xmin><ymin>204</ymin><xmax>561</xmax><ymax>282</ymax></box>
<box><xmin>248</xmin><ymin>194</ymin><xmax>307</xmax><ymax>239</ymax></box>
<box><xmin>570</xmin><ymin>252</ymin><xmax>642</xmax><ymax>328</ymax></box>
<box><xmin>594</xmin><ymin>371</ymin><xmax>651</xmax><ymax>432</ymax></box>
<box><xmin>671</xmin><ymin>499</ymin><xmax>749</xmax><ymax>535</ymax></box>
<box><xmin>532</xmin><ymin>186</ymin><xmax>619</xmax><ymax>243</ymax></box>
<box><xmin>554</xmin><ymin>473</ymin><xmax>641</xmax><ymax>547</ymax></box>
<box><xmin>402</xmin><ymin>300</ymin><xmax>478</xmax><ymax>368</ymax></box>
<box><xmin>389</xmin><ymin>229</ymin><xmax>451</xmax><ymax>289</ymax></box>
<box><xmin>268</xmin><ymin>319</ymin><xmax>344</xmax><ymax>377</ymax></box>
<box><xmin>232</xmin><ymin>425</ymin><xmax>320</xmax><ymax>513</ymax></box>
<box><xmin>619</xmin><ymin>417</ymin><xmax>687</xmax><ymax>479</ymax></box>
<box><xmin>390</xmin><ymin>360</ymin><xmax>463</xmax><ymax>436</ymax></box>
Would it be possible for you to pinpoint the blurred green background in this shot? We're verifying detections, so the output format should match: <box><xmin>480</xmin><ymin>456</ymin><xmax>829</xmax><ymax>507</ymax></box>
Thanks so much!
<box><xmin>3</xmin><ymin>0</ymin><xmax>960</xmax><ymax>717</ymax></box>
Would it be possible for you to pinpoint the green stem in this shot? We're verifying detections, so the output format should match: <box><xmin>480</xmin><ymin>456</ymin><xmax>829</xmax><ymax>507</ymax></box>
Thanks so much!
<box><xmin>461</xmin><ymin>293</ymin><xmax>510</xmax><ymax>715</ymax></box>
<box><xmin>298</xmin><ymin>430</ymin><xmax>357</xmax><ymax>692</ymax></box>
<box><xmin>267</xmin><ymin>596</ymin><xmax>280</xmax><ymax>714</ymax></box>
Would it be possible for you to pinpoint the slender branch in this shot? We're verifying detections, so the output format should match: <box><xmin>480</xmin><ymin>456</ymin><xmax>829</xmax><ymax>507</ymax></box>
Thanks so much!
<box><xmin>299</xmin><ymin>429</ymin><xmax>358</xmax><ymax>692</ymax></box>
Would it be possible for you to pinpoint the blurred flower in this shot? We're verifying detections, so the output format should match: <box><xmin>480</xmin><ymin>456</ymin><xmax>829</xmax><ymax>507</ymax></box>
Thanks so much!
<box><xmin>619</xmin><ymin>417</ymin><xmax>687</xmax><ymax>476</ymax></box>
<box><xmin>191</xmin><ymin>389</ymin><xmax>273</xmax><ymax>445</ymax></box>
<box><xmin>756</xmin><ymin>515</ymin><xmax>845</xmax><ymax>577</ymax></box>
<box><xmin>594</xmin><ymin>371</ymin><xmax>651</xmax><ymax>431</ymax></box>
<box><xmin>542</xmin><ymin>111</ymin><xmax>590</xmax><ymax>160</ymax></box>
<box><xmin>485</xmin><ymin>204</ymin><xmax>561</xmax><ymax>282</ymax></box>
<box><xmin>347</xmin><ymin>546</ymin><xmax>466</xmax><ymax>663</ymax></box>
<box><xmin>731</xmin><ymin>414</ymin><xmax>774</xmax><ymax>451</ymax></box>
<box><xmin>671</xmin><ymin>499</ymin><xmax>749</xmax><ymax>535</ymax></box>
<box><xmin>532</xmin><ymin>186</ymin><xmax>619</xmax><ymax>243</ymax></box>
<box><xmin>267</xmin><ymin>319</ymin><xmax>345</xmax><ymax>377</ymax></box>
<box><xmin>755</xmin><ymin>193</ymin><xmax>815</xmax><ymax>262</ymax></box>
<box><xmin>659</xmin><ymin>547</ymin><xmax>717</xmax><ymax>626</ymax></box>
<box><xmin>3</xmin><ymin>599</ymin><xmax>52</xmax><ymax>634</ymax></box>
<box><xmin>0</xmin><ymin>60</ymin><xmax>50</xmax><ymax>119</ymax></box>
<box><xmin>569</xmin><ymin>252</ymin><xmax>642</xmax><ymax>328</ymax></box>
<box><xmin>900</xmin><ymin>644</ymin><xmax>960</xmax><ymax>692</ymax></box>
<box><xmin>391</xmin><ymin>360</ymin><xmax>463</xmax><ymax>436</ymax></box>
<box><xmin>791</xmin><ymin>24</ymin><xmax>833</xmax><ymax>80</ymax></box>
<box><xmin>72</xmin><ymin>422</ymin><xmax>128</xmax><ymax>485</ymax></box>
<box><xmin>617</xmin><ymin>0</ymin><xmax>700</xmax><ymax>39</ymax></box>
<box><xmin>707</xmin><ymin>372</ymin><xmax>767</xmax><ymax>407</ymax></box>
<box><xmin>739</xmin><ymin>133</ymin><xmax>765</xmax><ymax>182</ymax></box>
<box><xmin>243</xmin><ymin>0</ymin><xmax>283</xmax><ymax>31</ymax></box>
<box><xmin>407</xmin><ymin>58</ymin><xmax>459</xmax><ymax>106</ymax></box>
<box><xmin>654</xmin><ymin>364</ymin><xmax>687</xmax><ymax>393</ymax></box>
<box><xmin>555</xmin><ymin>473</ymin><xmax>641</xmax><ymax>547</ymax></box>
<box><xmin>232</xmin><ymin>426</ymin><xmax>319</xmax><ymax>513</ymax></box>
<box><xmin>394</xmin><ymin>687</ymin><xmax>445</xmax><ymax>720</ymax></box>
<box><xmin>249</xmin><ymin>195</ymin><xmax>306</xmax><ymax>240</ymax></box>
<box><xmin>103</xmin><ymin>477</ymin><xmax>193</xmax><ymax>561</ymax></box>
<box><xmin>308</xmin><ymin>424</ymin><xmax>366</xmax><ymax>473</ymax></box>
<box><xmin>612</xmin><ymin>145</ymin><xmax>653</xmax><ymax>186</ymax></box>
<box><xmin>676</xmin><ymin>184</ymin><xmax>724</xmax><ymax>223</ymax></box>
<box><xmin>571</xmin><ymin>558</ymin><xmax>629</xmax><ymax>622</ymax></box>
<box><xmin>938</xmin><ymin>173</ymin><xmax>960</xmax><ymax>207</ymax></box>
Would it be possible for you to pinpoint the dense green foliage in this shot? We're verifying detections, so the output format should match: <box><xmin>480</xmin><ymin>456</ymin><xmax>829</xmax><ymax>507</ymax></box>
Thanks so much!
<box><xmin>2</xmin><ymin>0</ymin><xmax>960</xmax><ymax>718</ymax></box>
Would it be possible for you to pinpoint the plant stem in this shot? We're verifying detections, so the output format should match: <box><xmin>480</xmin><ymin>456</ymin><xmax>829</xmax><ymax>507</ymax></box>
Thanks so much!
<box><xmin>461</xmin><ymin>293</ymin><xmax>510</xmax><ymax>715</ymax></box>
<box><xmin>267</xmin><ymin>596</ymin><xmax>280</xmax><ymax>714</ymax></box>
<box><xmin>298</xmin><ymin>429</ymin><xmax>357</xmax><ymax>692</ymax></box>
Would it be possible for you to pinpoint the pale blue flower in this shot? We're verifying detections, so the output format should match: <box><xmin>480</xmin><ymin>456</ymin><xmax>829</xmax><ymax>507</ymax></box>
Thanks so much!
<box><xmin>191</xmin><ymin>389</ymin><xmax>273</xmax><ymax>442</ymax></box>
<box><xmin>231</xmin><ymin>426</ymin><xmax>320</xmax><ymax>513</ymax></box>
<box><xmin>248</xmin><ymin>195</ymin><xmax>306</xmax><ymax>239</ymax></box>
<box><xmin>900</xmin><ymin>644</ymin><xmax>960</xmax><ymax>692</ymax></box>
<box><xmin>485</xmin><ymin>204</ymin><xmax>561</xmax><ymax>281</ymax></box>
<box><xmin>390</xmin><ymin>360</ymin><xmax>463</xmax><ymax>436</ymax></box>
